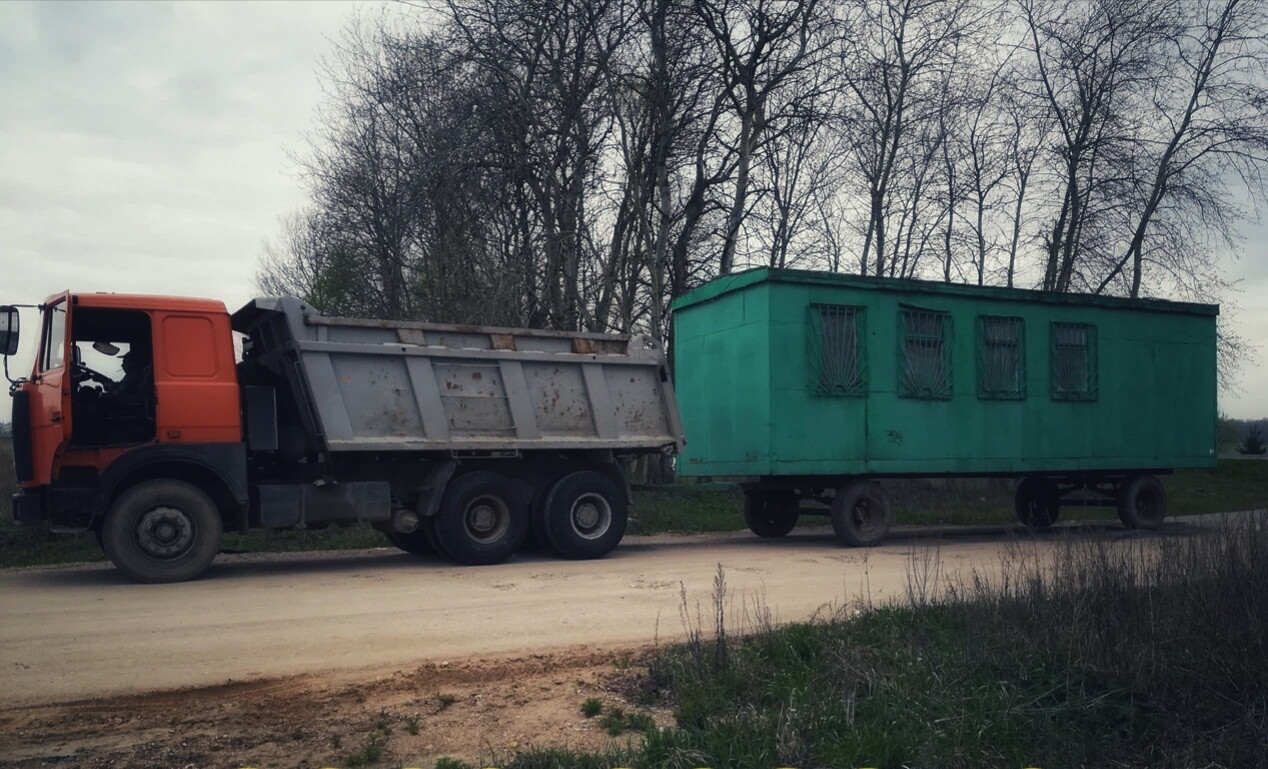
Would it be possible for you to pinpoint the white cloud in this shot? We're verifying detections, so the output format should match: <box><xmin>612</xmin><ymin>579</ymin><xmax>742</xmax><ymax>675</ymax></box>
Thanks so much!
<box><xmin>0</xmin><ymin>0</ymin><xmax>360</xmax><ymax>310</ymax></box>
<box><xmin>0</xmin><ymin>0</ymin><xmax>365</xmax><ymax>405</ymax></box>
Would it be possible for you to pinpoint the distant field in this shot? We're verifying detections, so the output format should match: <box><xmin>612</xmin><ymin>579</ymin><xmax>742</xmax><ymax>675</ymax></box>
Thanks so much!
<box><xmin>1</xmin><ymin>434</ymin><xmax>1264</xmax><ymax>569</ymax></box>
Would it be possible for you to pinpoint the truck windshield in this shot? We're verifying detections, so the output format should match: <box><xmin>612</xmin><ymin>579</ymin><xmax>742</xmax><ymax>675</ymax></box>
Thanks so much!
<box><xmin>40</xmin><ymin>303</ymin><xmax>67</xmax><ymax>372</ymax></box>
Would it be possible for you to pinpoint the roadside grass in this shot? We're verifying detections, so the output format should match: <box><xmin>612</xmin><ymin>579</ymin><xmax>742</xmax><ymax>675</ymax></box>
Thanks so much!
<box><xmin>627</xmin><ymin>484</ymin><xmax>744</xmax><ymax>534</ymax></box>
<box><xmin>643</xmin><ymin>518</ymin><xmax>1268</xmax><ymax>769</ymax></box>
<box><xmin>1168</xmin><ymin>458</ymin><xmax>1268</xmax><ymax>514</ymax></box>
<box><xmin>443</xmin><ymin>515</ymin><xmax>1268</xmax><ymax>769</ymax></box>
<box><xmin>433</xmin><ymin>748</ymin><xmax>637</xmax><ymax>769</ymax></box>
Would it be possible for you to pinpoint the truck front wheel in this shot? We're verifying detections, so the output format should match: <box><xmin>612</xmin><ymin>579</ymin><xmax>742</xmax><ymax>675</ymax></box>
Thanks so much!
<box><xmin>433</xmin><ymin>471</ymin><xmax>527</xmax><ymax>565</ymax></box>
<box><xmin>541</xmin><ymin>471</ymin><xmax>627</xmax><ymax>559</ymax></box>
<box><xmin>101</xmin><ymin>479</ymin><xmax>223</xmax><ymax>583</ymax></box>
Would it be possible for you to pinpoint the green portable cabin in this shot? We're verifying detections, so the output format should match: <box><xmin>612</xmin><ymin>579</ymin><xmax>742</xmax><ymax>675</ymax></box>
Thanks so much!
<box><xmin>672</xmin><ymin>268</ymin><xmax>1218</xmax><ymax>545</ymax></box>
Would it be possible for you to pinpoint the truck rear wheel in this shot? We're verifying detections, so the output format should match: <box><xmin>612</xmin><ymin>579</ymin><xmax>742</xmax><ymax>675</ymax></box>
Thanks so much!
<box><xmin>1014</xmin><ymin>477</ymin><xmax>1061</xmax><ymax>529</ymax></box>
<box><xmin>1117</xmin><ymin>474</ymin><xmax>1166</xmax><ymax>530</ymax></box>
<box><xmin>743</xmin><ymin>491</ymin><xmax>799</xmax><ymax>538</ymax></box>
<box><xmin>542</xmin><ymin>471</ymin><xmax>627</xmax><ymax>559</ymax></box>
<box><xmin>101</xmin><ymin>479</ymin><xmax>223</xmax><ymax>583</ymax></box>
<box><xmin>831</xmin><ymin>481</ymin><xmax>892</xmax><ymax>547</ymax></box>
<box><xmin>433</xmin><ymin>471</ymin><xmax>527</xmax><ymax>565</ymax></box>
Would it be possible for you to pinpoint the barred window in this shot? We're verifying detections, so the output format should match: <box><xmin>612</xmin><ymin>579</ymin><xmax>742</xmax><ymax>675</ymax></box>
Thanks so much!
<box><xmin>1051</xmin><ymin>322</ymin><xmax>1097</xmax><ymax>401</ymax></box>
<box><xmin>977</xmin><ymin>316</ymin><xmax>1025</xmax><ymax>399</ymax></box>
<box><xmin>899</xmin><ymin>307</ymin><xmax>952</xmax><ymax>399</ymax></box>
<box><xmin>809</xmin><ymin>304</ymin><xmax>866</xmax><ymax>396</ymax></box>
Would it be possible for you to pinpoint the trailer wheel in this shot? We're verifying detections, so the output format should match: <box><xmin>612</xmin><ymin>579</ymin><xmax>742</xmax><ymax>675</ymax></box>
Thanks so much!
<box><xmin>831</xmin><ymin>481</ymin><xmax>892</xmax><ymax>547</ymax></box>
<box><xmin>433</xmin><ymin>471</ymin><xmax>527</xmax><ymax>565</ymax></box>
<box><xmin>1014</xmin><ymin>477</ymin><xmax>1061</xmax><ymax>529</ymax></box>
<box><xmin>1117</xmin><ymin>474</ymin><xmax>1167</xmax><ymax>530</ymax></box>
<box><xmin>385</xmin><ymin>530</ymin><xmax>432</xmax><ymax>556</ymax></box>
<box><xmin>743</xmin><ymin>491</ymin><xmax>799</xmax><ymax>538</ymax></box>
<box><xmin>101</xmin><ymin>479</ymin><xmax>223</xmax><ymax>583</ymax></box>
<box><xmin>542</xmin><ymin>471</ymin><xmax>627</xmax><ymax>559</ymax></box>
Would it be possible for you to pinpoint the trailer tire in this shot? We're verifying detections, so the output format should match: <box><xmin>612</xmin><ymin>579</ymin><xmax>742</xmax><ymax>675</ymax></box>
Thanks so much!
<box><xmin>743</xmin><ymin>491</ymin><xmax>799</xmax><ymax>538</ymax></box>
<box><xmin>542</xmin><ymin>471</ymin><xmax>627</xmax><ymax>560</ymax></box>
<box><xmin>385</xmin><ymin>529</ymin><xmax>433</xmax><ymax>556</ymax></box>
<box><xmin>101</xmin><ymin>479</ymin><xmax>223</xmax><ymax>583</ymax></box>
<box><xmin>433</xmin><ymin>471</ymin><xmax>527</xmax><ymax>565</ymax></box>
<box><xmin>1117</xmin><ymin>474</ymin><xmax>1167</xmax><ymax>530</ymax></box>
<box><xmin>831</xmin><ymin>481</ymin><xmax>892</xmax><ymax>547</ymax></box>
<box><xmin>1014</xmin><ymin>477</ymin><xmax>1061</xmax><ymax>529</ymax></box>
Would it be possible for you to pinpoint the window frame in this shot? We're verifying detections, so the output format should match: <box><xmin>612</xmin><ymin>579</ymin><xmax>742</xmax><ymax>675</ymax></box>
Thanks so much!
<box><xmin>39</xmin><ymin>302</ymin><xmax>67</xmax><ymax>373</ymax></box>
<box><xmin>1050</xmin><ymin>321</ymin><xmax>1098</xmax><ymax>401</ymax></box>
<box><xmin>976</xmin><ymin>315</ymin><xmax>1026</xmax><ymax>400</ymax></box>
<box><xmin>808</xmin><ymin>303</ymin><xmax>867</xmax><ymax>397</ymax></box>
<box><xmin>898</xmin><ymin>306</ymin><xmax>953</xmax><ymax>400</ymax></box>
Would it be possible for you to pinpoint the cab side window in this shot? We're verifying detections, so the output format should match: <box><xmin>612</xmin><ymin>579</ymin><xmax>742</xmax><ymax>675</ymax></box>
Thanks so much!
<box><xmin>40</xmin><ymin>304</ymin><xmax>67</xmax><ymax>372</ymax></box>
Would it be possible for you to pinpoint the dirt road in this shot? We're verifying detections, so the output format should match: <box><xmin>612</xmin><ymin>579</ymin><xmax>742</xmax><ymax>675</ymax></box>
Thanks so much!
<box><xmin>0</xmin><ymin>523</ymin><xmax>1144</xmax><ymax>708</ymax></box>
<box><xmin>0</xmin><ymin>522</ymin><xmax>1195</xmax><ymax>768</ymax></box>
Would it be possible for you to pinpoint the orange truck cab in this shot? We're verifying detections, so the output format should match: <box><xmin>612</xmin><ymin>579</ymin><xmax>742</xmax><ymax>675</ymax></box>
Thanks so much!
<box><xmin>4</xmin><ymin>293</ymin><xmax>248</xmax><ymax>580</ymax></box>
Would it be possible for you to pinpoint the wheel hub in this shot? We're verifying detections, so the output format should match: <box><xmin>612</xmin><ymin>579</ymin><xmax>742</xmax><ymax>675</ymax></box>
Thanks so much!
<box><xmin>570</xmin><ymin>494</ymin><xmax>611</xmax><ymax>539</ymax></box>
<box><xmin>135</xmin><ymin>507</ymin><xmax>195</xmax><ymax>559</ymax></box>
<box><xmin>465</xmin><ymin>496</ymin><xmax>509</xmax><ymax>543</ymax></box>
<box><xmin>852</xmin><ymin>500</ymin><xmax>877</xmax><ymax>533</ymax></box>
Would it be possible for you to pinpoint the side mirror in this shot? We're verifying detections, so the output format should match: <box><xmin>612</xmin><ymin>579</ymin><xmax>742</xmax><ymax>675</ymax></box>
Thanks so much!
<box><xmin>0</xmin><ymin>306</ymin><xmax>17</xmax><ymax>356</ymax></box>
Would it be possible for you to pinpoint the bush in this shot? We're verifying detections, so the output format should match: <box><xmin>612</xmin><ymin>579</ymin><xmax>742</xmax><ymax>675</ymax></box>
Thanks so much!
<box><xmin>1238</xmin><ymin>422</ymin><xmax>1267</xmax><ymax>455</ymax></box>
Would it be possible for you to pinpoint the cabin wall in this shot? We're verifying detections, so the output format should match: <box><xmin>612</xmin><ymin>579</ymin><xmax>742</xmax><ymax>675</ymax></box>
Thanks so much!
<box><xmin>677</xmin><ymin>274</ymin><xmax>1217</xmax><ymax>477</ymax></box>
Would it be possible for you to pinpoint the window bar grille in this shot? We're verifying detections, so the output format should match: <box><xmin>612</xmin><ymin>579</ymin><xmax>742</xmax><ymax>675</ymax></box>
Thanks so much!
<box><xmin>899</xmin><ymin>307</ymin><xmax>952</xmax><ymax>399</ymax></box>
<box><xmin>809</xmin><ymin>304</ymin><xmax>866</xmax><ymax>396</ymax></box>
<box><xmin>977</xmin><ymin>315</ymin><xmax>1025</xmax><ymax>399</ymax></box>
<box><xmin>1051</xmin><ymin>322</ymin><xmax>1097</xmax><ymax>401</ymax></box>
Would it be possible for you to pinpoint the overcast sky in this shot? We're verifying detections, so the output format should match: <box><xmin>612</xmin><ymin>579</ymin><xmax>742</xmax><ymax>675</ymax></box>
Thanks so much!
<box><xmin>0</xmin><ymin>0</ymin><xmax>1265</xmax><ymax>419</ymax></box>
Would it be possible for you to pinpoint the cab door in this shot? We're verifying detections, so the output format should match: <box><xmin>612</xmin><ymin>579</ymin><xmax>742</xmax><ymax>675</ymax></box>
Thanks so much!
<box><xmin>27</xmin><ymin>296</ymin><xmax>71</xmax><ymax>486</ymax></box>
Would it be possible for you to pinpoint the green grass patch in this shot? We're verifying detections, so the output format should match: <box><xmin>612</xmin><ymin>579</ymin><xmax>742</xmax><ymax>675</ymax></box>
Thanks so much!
<box><xmin>628</xmin><ymin>484</ymin><xmax>744</xmax><ymax>534</ymax></box>
<box><xmin>1169</xmin><ymin>459</ymin><xmax>1268</xmax><ymax>514</ymax></box>
<box><xmin>597</xmin><ymin>706</ymin><xmax>656</xmax><ymax>737</ymax></box>
<box><xmin>887</xmin><ymin>460</ymin><xmax>1268</xmax><ymax>528</ymax></box>
<box><xmin>0</xmin><ymin>524</ymin><xmax>105</xmax><ymax>568</ymax></box>
<box><xmin>480</xmin><ymin>747</ymin><xmax>638</xmax><ymax>769</ymax></box>
<box><xmin>580</xmin><ymin>698</ymin><xmax>603</xmax><ymax>718</ymax></box>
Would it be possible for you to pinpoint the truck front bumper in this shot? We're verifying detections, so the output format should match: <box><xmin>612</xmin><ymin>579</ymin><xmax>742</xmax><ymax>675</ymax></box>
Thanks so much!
<box><xmin>12</xmin><ymin>491</ymin><xmax>42</xmax><ymax>526</ymax></box>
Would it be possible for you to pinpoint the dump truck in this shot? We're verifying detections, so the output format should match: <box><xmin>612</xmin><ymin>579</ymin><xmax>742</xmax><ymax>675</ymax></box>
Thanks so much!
<box><xmin>672</xmin><ymin>268</ymin><xmax>1219</xmax><ymax>545</ymax></box>
<box><xmin>1</xmin><ymin>293</ymin><xmax>683</xmax><ymax>582</ymax></box>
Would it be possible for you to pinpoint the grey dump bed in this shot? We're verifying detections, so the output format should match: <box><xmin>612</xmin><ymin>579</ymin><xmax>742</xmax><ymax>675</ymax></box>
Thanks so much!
<box><xmin>233</xmin><ymin>297</ymin><xmax>683</xmax><ymax>454</ymax></box>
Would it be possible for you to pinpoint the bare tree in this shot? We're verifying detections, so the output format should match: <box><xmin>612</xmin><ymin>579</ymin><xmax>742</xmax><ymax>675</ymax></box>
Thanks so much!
<box><xmin>694</xmin><ymin>0</ymin><xmax>826</xmax><ymax>275</ymax></box>
<box><xmin>445</xmin><ymin>0</ymin><xmax>633</xmax><ymax>331</ymax></box>
<box><xmin>1016</xmin><ymin>0</ymin><xmax>1177</xmax><ymax>293</ymax></box>
<box><xmin>257</xmin><ymin>0</ymin><xmax>1267</xmax><ymax>402</ymax></box>
<box><xmin>1096</xmin><ymin>0</ymin><xmax>1268</xmax><ymax>298</ymax></box>
<box><xmin>834</xmin><ymin>0</ymin><xmax>983</xmax><ymax>278</ymax></box>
